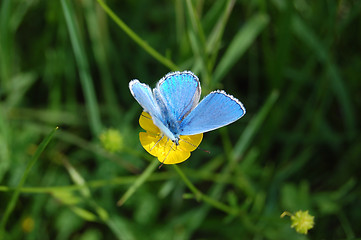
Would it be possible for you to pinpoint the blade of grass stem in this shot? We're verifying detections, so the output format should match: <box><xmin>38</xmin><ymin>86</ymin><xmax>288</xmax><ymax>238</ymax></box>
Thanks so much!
<box><xmin>206</xmin><ymin>0</ymin><xmax>235</xmax><ymax>71</ymax></box>
<box><xmin>0</xmin><ymin>127</ymin><xmax>58</xmax><ymax>236</ymax></box>
<box><xmin>61</xmin><ymin>158</ymin><xmax>110</xmax><ymax>222</ymax></box>
<box><xmin>185</xmin><ymin>0</ymin><xmax>206</xmax><ymax>47</ymax></box>
<box><xmin>62</xmin><ymin>158</ymin><xmax>91</xmax><ymax>198</ymax></box>
<box><xmin>292</xmin><ymin>16</ymin><xmax>356</xmax><ymax>138</ymax></box>
<box><xmin>28</xmin><ymin>123</ymin><xmax>140</xmax><ymax>173</ymax></box>
<box><xmin>185</xmin><ymin>0</ymin><xmax>210</xmax><ymax>86</ymax></box>
<box><xmin>0</xmin><ymin>172</ymin><xmax>173</xmax><ymax>194</ymax></box>
<box><xmin>232</xmin><ymin>89</ymin><xmax>279</xmax><ymax>160</ymax></box>
<box><xmin>0</xmin><ymin>105</ymin><xmax>10</xmax><ymax>178</ymax></box>
<box><xmin>175</xmin><ymin>0</ymin><xmax>185</xmax><ymax>46</ymax></box>
<box><xmin>0</xmin><ymin>168</ymin><xmax>239</xmax><ymax>195</ymax></box>
<box><xmin>83</xmin><ymin>0</ymin><xmax>120</xmax><ymax>120</ymax></box>
<box><xmin>9</xmin><ymin>0</ymin><xmax>36</xmax><ymax>31</ymax></box>
<box><xmin>213</xmin><ymin>13</ymin><xmax>269</xmax><ymax>87</ymax></box>
<box><xmin>188</xmin><ymin>30</ymin><xmax>209</xmax><ymax>84</ymax></box>
<box><xmin>96</xmin><ymin>0</ymin><xmax>178</xmax><ymax>71</ymax></box>
<box><xmin>117</xmin><ymin>160</ymin><xmax>159</xmax><ymax>206</ymax></box>
<box><xmin>61</xmin><ymin>0</ymin><xmax>102</xmax><ymax>136</ymax></box>
<box><xmin>173</xmin><ymin>165</ymin><xmax>240</xmax><ymax>216</ymax></box>
<box><xmin>107</xmin><ymin>216</ymin><xmax>136</xmax><ymax>240</ymax></box>
<box><xmin>0</xmin><ymin>0</ymin><xmax>12</xmax><ymax>85</ymax></box>
<box><xmin>338</xmin><ymin>211</ymin><xmax>355</xmax><ymax>239</ymax></box>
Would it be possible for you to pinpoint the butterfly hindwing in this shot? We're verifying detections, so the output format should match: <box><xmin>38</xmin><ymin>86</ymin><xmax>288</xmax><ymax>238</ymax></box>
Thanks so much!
<box><xmin>180</xmin><ymin>90</ymin><xmax>246</xmax><ymax>136</ymax></box>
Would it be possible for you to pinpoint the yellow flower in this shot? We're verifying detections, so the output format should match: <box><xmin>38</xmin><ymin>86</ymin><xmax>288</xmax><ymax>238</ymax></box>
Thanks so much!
<box><xmin>21</xmin><ymin>216</ymin><xmax>35</xmax><ymax>233</ymax></box>
<box><xmin>281</xmin><ymin>210</ymin><xmax>315</xmax><ymax>234</ymax></box>
<box><xmin>100</xmin><ymin>128</ymin><xmax>123</xmax><ymax>153</ymax></box>
<box><xmin>291</xmin><ymin>210</ymin><xmax>315</xmax><ymax>234</ymax></box>
<box><xmin>138</xmin><ymin>112</ymin><xmax>203</xmax><ymax>164</ymax></box>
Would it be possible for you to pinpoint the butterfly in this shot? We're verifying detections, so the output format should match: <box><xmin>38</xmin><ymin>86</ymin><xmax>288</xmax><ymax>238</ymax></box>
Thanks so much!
<box><xmin>129</xmin><ymin>71</ymin><xmax>246</xmax><ymax>164</ymax></box>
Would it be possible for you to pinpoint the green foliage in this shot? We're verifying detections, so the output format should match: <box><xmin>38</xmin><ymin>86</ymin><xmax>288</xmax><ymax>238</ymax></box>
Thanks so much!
<box><xmin>1</xmin><ymin>0</ymin><xmax>361</xmax><ymax>239</ymax></box>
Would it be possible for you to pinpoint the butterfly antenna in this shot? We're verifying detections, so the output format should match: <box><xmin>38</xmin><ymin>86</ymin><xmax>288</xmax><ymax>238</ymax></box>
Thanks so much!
<box><xmin>141</xmin><ymin>112</ymin><xmax>152</xmax><ymax>120</ymax></box>
<box><xmin>198</xmin><ymin>147</ymin><xmax>211</xmax><ymax>154</ymax></box>
<box><xmin>159</xmin><ymin>141</ymin><xmax>175</xmax><ymax>169</ymax></box>
<box><xmin>150</xmin><ymin>135</ymin><xmax>164</xmax><ymax>152</ymax></box>
<box><xmin>179</xmin><ymin>139</ymin><xmax>211</xmax><ymax>154</ymax></box>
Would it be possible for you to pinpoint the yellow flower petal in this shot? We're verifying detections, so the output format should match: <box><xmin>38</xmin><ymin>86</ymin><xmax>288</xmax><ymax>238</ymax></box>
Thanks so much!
<box><xmin>162</xmin><ymin>146</ymin><xmax>191</xmax><ymax>164</ymax></box>
<box><xmin>138</xmin><ymin>113</ymin><xmax>203</xmax><ymax>164</ymax></box>
<box><xmin>139</xmin><ymin>132</ymin><xmax>164</xmax><ymax>157</ymax></box>
<box><xmin>139</xmin><ymin>112</ymin><xmax>160</xmax><ymax>133</ymax></box>
<box><xmin>291</xmin><ymin>210</ymin><xmax>315</xmax><ymax>234</ymax></box>
<box><xmin>179</xmin><ymin>134</ymin><xmax>203</xmax><ymax>152</ymax></box>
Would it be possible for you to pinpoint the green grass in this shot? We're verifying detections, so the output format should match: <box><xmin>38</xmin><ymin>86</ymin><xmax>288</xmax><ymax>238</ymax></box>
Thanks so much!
<box><xmin>1</xmin><ymin>0</ymin><xmax>361</xmax><ymax>239</ymax></box>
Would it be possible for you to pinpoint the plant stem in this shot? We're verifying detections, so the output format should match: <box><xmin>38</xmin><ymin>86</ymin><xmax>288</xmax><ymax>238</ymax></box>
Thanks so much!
<box><xmin>173</xmin><ymin>165</ymin><xmax>240</xmax><ymax>216</ymax></box>
<box><xmin>96</xmin><ymin>0</ymin><xmax>179</xmax><ymax>71</ymax></box>
<box><xmin>0</xmin><ymin>127</ymin><xmax>58</xmax><ymax>237</ymax></box>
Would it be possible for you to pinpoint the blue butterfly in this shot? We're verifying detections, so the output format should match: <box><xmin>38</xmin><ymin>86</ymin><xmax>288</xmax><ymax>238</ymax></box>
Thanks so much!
<box><xmin>129</xmin><ymin>71</ymin><xmax>246</xmax><ymax>145</ymax></box>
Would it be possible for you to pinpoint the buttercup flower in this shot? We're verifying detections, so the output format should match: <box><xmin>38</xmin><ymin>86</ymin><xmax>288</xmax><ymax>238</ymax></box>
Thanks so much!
<box><xmin>100</xmin><ymin>128</ymin><xmax>123</xmax><ymax>153</ymax></box>
<box><xmin>22</xmin><ymin>216</ymin><xmax>35</xmax><ymax>233</ymax></box>
<box><xmin>139</xmin><ymin>112</ymin><xmax>203</xmax><ymax>164</ymax></box>
<box><xmin>281</xmin><ymin>210</ymin><xmax>315</xmax><ymax>234</ymax></box>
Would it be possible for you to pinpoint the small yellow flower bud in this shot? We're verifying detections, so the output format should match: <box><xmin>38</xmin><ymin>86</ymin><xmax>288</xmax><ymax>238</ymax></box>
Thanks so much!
<box><xmin>281</xmin><ymin>210</ymin><xmax>315</xmax><ymax>234</ymax></box>
<box><xmin>22</xmin><ymin>216</ymin><xmax>35</xmax><ymax>233</ymax></box>
<box><xmin>100</xmin><ymin>128</ymin><xmax>123</xmax><ymax>153</ymax></box>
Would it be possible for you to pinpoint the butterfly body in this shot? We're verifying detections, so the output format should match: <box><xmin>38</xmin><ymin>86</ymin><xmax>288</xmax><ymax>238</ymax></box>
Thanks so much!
<box><xmin>129</xmin><ymin>71</ymin><xmax>246</xmax><ymax>146</ymax></box>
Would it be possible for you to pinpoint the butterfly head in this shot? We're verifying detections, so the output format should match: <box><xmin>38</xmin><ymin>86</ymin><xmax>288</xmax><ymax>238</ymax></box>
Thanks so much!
<box><xmin>172</xmin><ymin>137</ymin><xmax>180</xmax><ymax>146</ymax></box>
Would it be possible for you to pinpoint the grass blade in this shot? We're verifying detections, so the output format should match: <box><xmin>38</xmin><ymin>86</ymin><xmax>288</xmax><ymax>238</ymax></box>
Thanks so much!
<box><xmin>96</xmin><ymin>0</ymin><xmax>178</xmax><ymax>71</ymax></box>
<box><xmin>232</xmin><ymin>90</ymin><xmax>279</xmax><ymax>160</ymax></box>
<box><xmin>82</xmin><ymin>0</ymin><xmax>120</xmax><ymax>120</ymax></box>
<box><xmin>117</xmin><ymin>160</ymin><xmax>159</xmax><ymax>206</ymax></box>
<box><xmin>213</xmin><ymin>13</ymin><xmax>269</xmax><ymax>86</ymax></box>
<box><xmin>0</xmin><ymin>0</ymin><xmax>12</xmax><ymax>85</ymax></box>
<box><xmin>206</xmin><ymin>0</ymin><xmax>235</xmax><ymax>71</ymax></box>
<box><xmin>173</xmin><ymin>165</ymin><xmax>240</xmax><ymax>215</ymax></box>
<box><xmin>185</xmin><ymin>0</ymin><xmax>206</xmax><ymax>47</ymax></box>
<box><xmin>0</xmin><ymin>127</ymin><xmax>58</xmax><ymax>236</ymax></box>
<box><xmin>292</xmin><ymin>16</ymin><xmax>356</xmax><ymax>138</ymax></box>
<box><xmin>61</xmin><ymin>0</ymin><xmax>102</xmax><ymax>135</ymax></box>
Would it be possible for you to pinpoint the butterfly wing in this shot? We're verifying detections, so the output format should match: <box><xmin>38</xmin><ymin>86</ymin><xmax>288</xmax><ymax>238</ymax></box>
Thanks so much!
<box><xmin>129</xmin><ymin>79</ymin><xmax>178</xmax><ymax>141</ymax></box>
<box><xmin>180</xmin><ymin>90</ymin><xmax>246</xmax><ymax>136</ymax></box>
<box><xmin>156</xmin><ymin>71</ymin><xmax>201</xmax><ymax>121</ymax></box>
<box><xmin>129</xmin><ymin>80</ymin><xmax>162</xmax><ymax>119</ymax></box>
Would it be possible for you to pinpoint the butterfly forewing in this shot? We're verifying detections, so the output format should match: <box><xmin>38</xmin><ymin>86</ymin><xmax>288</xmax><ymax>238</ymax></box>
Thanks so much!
<box><xmin>129</xmin><ymin>80</ymin><xmax>163</xmax><ymax>121</ymax></box>
<box><xmin>129</xmin><ymin>79</ymin><xmax>179</xmax><ymax>141</ymax></box>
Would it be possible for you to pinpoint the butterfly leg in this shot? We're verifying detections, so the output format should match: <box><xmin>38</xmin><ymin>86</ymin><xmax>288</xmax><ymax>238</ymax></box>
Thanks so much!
<box><xmin>179</xmin><ymin>138</ymin><xmax>210</xmax><ymax>154</ymax></box>
<box><xmin>159</xmin><ymin>141</ymin><xmax>176</xmax><ymax>169</ymax></box>
<box><xmin>150</xmin><ymin>134</ymin><xmax>164</xmax><ymax>152</ymax></box>
<box><xmin>141</xmin><ymin>112</ymin><xmax>152</xmax><ymax>120</ymax></box>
